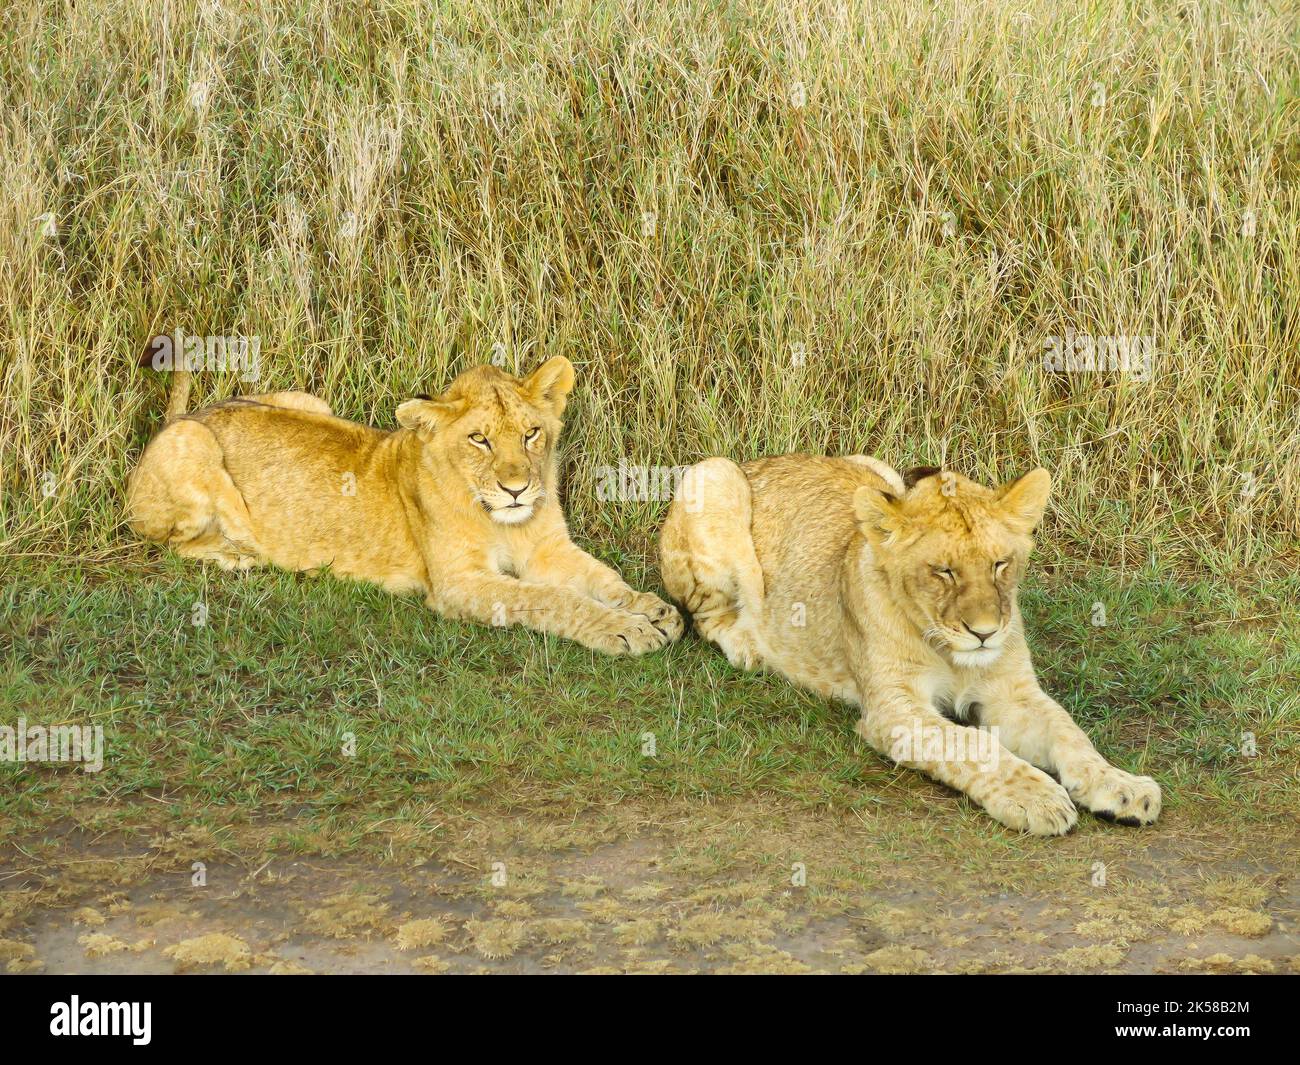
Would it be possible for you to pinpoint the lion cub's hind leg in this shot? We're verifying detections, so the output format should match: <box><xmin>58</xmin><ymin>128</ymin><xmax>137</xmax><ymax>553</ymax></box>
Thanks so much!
<box><xmin>660</xmin><ymin>458</ymin><xmax>767</xmax><ymax>670</ymax></box>
<box><xmin>126</xmin><ymin>419</ymin><xmax>262</xmax><ymax>571</ymax></box>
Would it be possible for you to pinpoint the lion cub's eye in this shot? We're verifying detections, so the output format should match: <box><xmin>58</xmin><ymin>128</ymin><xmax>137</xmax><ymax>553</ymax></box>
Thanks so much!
<box><xmin>468</xmin><ymin>432</ymin><xmax>490</xmax><ymax>448</ymax></box>
<box><xmin>524</xmin><ymin>427</ymin><xmax>541</xmax><ymax>443</ymax></box>
<box><xmin>994</xmin><ymin>559</ymin><xmax>1010</xmax><ymax>576</ymax></box>
<box><xmin>934</xmin><ymin>567</ymin><xmax>955</xmax><ymax>581</ymax></box>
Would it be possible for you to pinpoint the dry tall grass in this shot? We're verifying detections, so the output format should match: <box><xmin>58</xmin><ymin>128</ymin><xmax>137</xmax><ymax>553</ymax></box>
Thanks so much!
<box><xmin>1</xmin><ymin>0</ymin><xmax>1296</xmax><ymax>569</ymax></box>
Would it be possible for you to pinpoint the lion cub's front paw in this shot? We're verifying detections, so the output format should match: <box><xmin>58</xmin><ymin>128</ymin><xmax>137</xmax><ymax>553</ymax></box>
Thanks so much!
<box><xmin>1070</xmin><ymin>765</ymin><xmax>1162</xmax><ymax>826</ymax></box>
<box><xmin>624</xmin><ymin>591</ymin><xmax>684</xmax><ymax>642</ymax></box>
<box><xmin>982</xmin><ymin>767</ymin><xmax>1078</xmax><ymax>836</ymax></box>
<box><xmin>586</xmin><ymin>613</ymin><xmax>673</xmax><ymax>656</ymax></box>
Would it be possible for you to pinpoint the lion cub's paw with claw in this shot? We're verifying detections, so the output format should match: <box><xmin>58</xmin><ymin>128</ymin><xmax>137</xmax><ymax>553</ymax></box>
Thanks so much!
<box><xmin>1069</xmin><ymin>765</ymin><xmax>1161</xmax><ymax>826</ymax></box>
<box><xmin>585</xmin><ymin>612</ymin><xmax>674</xmax><ymax>656</ymax></box>
<box><xmin>982</xmin><ymin>766</ymin><xmax>1078</xmax><ymax>836</ymax></box>
<box><xmin>624</xmin><ymin>591</ymin><xmax>684</xmax><ymax>642</ymax></box>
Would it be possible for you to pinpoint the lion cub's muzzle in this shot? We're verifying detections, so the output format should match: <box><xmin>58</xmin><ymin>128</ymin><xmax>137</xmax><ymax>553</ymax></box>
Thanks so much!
<box><xmin>482</xmin><ymin>480</ymin><xmax>544</xmax><ymax>524</ymax></box>
<box><xmin>945</xmin><ymin>621</ymin><xmax>1008</xmax><ymax>668</ymax></box>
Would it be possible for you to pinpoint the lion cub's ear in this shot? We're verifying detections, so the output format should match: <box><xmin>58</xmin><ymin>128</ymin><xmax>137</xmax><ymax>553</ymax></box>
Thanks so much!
<box><xmin>523</xmin><ymin>356</ymin><xmax>576</xmax><ymax>416</ymax></box>
<box><xmin>996</xmin><ymin>468</ymin><xmax>1051</xmax><ymax>532</ymax></box>
<box><xmin>396</xmin><ymin>397</ymin><xmax>464</xmax><ymax>435</ymax></box>
<box><xmin>853</xmin><ymin>484</ymin><xmax>906</xmax><ymax>543</ymax></box>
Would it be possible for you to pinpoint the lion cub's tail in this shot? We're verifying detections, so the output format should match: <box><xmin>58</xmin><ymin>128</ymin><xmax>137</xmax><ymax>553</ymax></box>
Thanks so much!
<box><xmin>138</xmin><ymin>338</ymin><xmax>191</xmax><ymax>421</ymax></box>
<box><xmin>162</xmin><ymin>369</ymin><xmax>192</xmax><ymax>421</ymax></box>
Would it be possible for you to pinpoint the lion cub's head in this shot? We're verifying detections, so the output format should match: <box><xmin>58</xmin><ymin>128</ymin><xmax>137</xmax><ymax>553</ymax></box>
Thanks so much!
<box><xmin>853</xmin><ymin>466</ymin><xmax>1052</xmax><ymax>668</ymax></box>
<box><xmin>395</xmin><ymin>356</ymin><xmax>575</xmax><ymax>525</ymax></box>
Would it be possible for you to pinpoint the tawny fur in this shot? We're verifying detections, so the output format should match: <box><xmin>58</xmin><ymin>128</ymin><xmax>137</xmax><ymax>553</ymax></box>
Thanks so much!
<box><xmin>126</xmin><ymin>357</ymin><xmax>683</xmax><ymax>655</ymax></box>
<box><xmin>660</xmin><ymin>455</ymin><xmax>1161</xmax><ymax>835</ymax></box>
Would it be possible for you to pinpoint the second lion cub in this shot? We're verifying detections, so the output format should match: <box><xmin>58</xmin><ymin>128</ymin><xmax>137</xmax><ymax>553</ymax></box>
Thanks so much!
<box><xmin>660</xmin><ymin>455</ymin><xmax>1160</xmax><ymax>835</ymax></box>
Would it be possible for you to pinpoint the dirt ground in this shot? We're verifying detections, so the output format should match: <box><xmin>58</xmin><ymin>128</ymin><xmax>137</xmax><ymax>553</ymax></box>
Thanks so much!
<box><xmin>2</xmin><ymin>800</ymin><xmax>1296</xmax><ymax>975</ymax></box>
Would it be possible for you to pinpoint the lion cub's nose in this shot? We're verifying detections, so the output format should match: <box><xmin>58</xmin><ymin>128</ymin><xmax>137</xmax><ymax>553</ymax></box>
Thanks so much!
<box><xmin>964</xmin><ymin>623</ymin><xmax>998</xmax><ymax>644</ymax></box>
<box><xmin>499</xmin><ymin>482</ymin><xmax>527</xmax><ymax>500</ymax></box>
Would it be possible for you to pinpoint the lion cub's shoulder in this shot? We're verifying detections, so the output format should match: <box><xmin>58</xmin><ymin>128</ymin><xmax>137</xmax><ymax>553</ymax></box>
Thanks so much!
<box><xmin>736</xmin><ymin>454</ymin><xmax>904</xmax><ymax>564</ymax></box>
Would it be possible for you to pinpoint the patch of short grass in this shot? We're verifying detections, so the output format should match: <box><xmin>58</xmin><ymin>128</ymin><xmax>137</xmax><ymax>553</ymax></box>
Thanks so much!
<box><xmin>2</xmin><ymin>556</ymin><xmax>1295</xmax><ymax>848</ymax></box>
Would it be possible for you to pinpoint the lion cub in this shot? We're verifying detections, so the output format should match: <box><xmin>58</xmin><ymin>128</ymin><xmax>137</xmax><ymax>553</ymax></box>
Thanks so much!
<box><xmin>127</xmin><ymin>357</ymin><xmax>682</xmax><ymax>655</ymax></box>
<box><xmin>660</xmin><ymin>455</ymin><xmax>1160</xmax><ymax>835</ymax></box>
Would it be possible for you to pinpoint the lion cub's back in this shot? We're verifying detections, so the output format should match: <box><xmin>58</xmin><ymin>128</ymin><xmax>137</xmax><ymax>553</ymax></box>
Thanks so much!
<box><xmin>741</xmin><ymin>454</ymin><xmax>873</xmax><ymax>595</ymax></box>
<box><xmin>196</xmin><ymin>401</ymin><xmax>384</xmax><ymax>493</ymax></box>
<box><xmin>192</xmin><ymin>401</ymin><xmax>419</xmax><ymax>579</ymax></box>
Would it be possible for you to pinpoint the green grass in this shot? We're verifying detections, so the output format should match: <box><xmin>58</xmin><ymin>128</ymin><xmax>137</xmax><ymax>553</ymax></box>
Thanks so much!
<box><xmin>2</xmin><ymin>554</ymin><xmax>1296</xmax><ymax>849</ymax></box>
